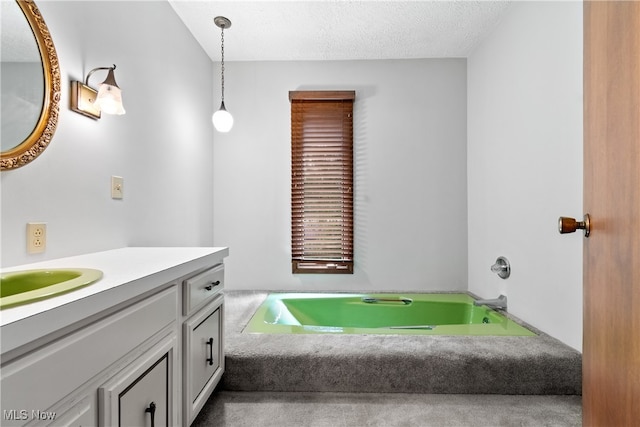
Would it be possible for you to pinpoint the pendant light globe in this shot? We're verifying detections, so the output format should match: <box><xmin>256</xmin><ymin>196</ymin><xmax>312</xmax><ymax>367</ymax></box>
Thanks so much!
<box><xmin>212</xmin><ymin>101</ymin><xmax>233</xmax><ymax>132</ymax></box>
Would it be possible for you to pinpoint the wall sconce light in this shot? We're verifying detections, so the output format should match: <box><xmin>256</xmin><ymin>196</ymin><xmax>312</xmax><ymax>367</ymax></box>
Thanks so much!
<box><xmin>212</xmin><ymin>16</ymin><xmax>233</xmax><ymax>133</ymax></box>
<box><xmin>71</xmin><ymin>65</ymin><xmax>125</xmax><ymax>120</ymax></box>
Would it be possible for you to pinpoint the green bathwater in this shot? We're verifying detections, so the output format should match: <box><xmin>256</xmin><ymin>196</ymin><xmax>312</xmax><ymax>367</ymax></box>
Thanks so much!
<box><xmin>245</xmin><ymin>293</ymin><xmax>536</xmax><ymax>336</ymax></box>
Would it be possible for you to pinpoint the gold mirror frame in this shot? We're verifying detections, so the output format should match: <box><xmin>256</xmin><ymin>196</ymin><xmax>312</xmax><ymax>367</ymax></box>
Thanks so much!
<box><xmin>1</xmin><ymin>0</ymin><xmax>60</xmax><ymax>171</ymax></box>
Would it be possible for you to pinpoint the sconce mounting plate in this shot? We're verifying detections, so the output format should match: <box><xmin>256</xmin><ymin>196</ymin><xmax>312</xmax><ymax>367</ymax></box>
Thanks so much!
<box><xmin>214</xmin><ymin>16</ymin><xmax>232</xmax><ymax>29</ymax></box>
<box><xmin>70</xmin><ymin>81</ymin><xmax>101</xmax><ymax>120</ymax></box>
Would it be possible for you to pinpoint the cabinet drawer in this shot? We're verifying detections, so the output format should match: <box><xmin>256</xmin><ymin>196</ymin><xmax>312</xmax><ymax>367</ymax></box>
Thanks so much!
<box><xmin>0</xmin><ymin>287</ymin><xmax>177</xmax><ymax>423</ymax></box>
<box><xmin>183</xmin><ymin>264</ymin><xmax>224</xmax><ymax>316</ymax></box>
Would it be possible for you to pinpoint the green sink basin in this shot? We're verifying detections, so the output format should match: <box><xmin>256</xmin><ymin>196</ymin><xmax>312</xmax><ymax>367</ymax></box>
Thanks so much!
<box><xmin>0</xmin><ymin>268</ymin><xmax>103</xmax><ymax>310</ymax></box>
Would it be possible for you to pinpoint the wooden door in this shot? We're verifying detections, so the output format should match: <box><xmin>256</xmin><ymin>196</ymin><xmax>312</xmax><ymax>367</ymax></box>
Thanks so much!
<box><xmin>583</xmin><ymin>2</ymin><xmax>640</xmax><ymax>425</ymax></box>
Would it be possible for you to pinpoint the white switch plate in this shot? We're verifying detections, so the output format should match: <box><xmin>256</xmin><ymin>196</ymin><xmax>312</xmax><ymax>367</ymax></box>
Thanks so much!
<box><xmin>111</xmin><ymin>176</ymin><xmax>123</xmax><ymax>199</ymax></box>
<box><xmin>27</xmin><ymin>222</ymin><xmax>46</xmax><ymax>254</ymax></box>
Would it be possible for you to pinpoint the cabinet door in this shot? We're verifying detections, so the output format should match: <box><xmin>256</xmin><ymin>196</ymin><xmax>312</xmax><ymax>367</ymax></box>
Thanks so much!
<box><xmin>99</xmin><ymin>334</ymin><xmax>177</xmax><ymax>427</ymax></box>
<box><xmin>190</xmin><ymin>308</ymin><xmax>221</xmax><ymax>399</ymax></box>
<box><xmin>183</xmin><ymin>296</ymin><xmax>224</xmax><ymax>426</ymax></box>
<box><xmin>119</xmin><ymin>354</ymin><xmax>168</xmax><ymax>427</ymax></box>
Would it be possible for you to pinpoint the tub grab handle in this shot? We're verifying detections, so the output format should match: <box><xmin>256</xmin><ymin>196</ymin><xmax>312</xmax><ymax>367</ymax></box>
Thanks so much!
<box><xmin>361</xmin><ymin>297</ymin><xmax>413</xmax><ymax>305</ymax></box>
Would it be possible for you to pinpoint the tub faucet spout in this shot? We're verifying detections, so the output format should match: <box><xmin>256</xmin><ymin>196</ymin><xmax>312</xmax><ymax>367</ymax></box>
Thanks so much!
<box><xmin>474</xmin><ymin>294</ymin><xmax>507</xmax><ymax>310</ymax></box>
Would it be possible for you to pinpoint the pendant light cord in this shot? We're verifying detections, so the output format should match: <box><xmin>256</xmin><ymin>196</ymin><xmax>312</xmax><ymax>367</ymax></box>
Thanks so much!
<box><xmin>220</xmin><ymin>25</ymin><xmax>225</xmax><ymax>103</ymax></box>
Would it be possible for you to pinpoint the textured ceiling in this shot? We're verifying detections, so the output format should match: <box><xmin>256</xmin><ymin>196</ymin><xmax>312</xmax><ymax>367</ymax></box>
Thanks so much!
<box><xmin>168</xmin><ymin>1</ymin><xmax>513</xmax><ymax>62</ymax></box>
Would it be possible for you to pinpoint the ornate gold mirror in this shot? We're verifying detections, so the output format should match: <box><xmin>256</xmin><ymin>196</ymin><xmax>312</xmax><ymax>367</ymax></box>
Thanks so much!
<box><xmin>1</xmin><ymin>0</ymin><xmax>60</xmax><ymax>170</ymax></box>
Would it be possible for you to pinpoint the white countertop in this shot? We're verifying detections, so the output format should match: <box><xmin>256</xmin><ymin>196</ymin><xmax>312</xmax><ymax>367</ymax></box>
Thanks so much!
<box><xmin>0</xmin><ymin>247</ymin><xmax>229</xmax><ymax>356</ymax></box>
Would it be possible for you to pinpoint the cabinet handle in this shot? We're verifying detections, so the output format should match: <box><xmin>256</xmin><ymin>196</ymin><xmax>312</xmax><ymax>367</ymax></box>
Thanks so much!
<box><xmin>145</xmin><ymin>402</ymin><xmax>156</xmax><ymax>427</ymax></box>
<box><xmin>206</xmin><ymin>337</ymin><xmax>214</xmax><ymax>366</ymax></box>
<box><xmin>204</xmin><ymin>280</ymin><xmax>221</xmax><ymax>291</ymax></box>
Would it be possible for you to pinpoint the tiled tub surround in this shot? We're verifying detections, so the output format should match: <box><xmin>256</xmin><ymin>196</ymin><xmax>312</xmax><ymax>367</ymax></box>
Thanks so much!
<box><xmin>222</xmin><ymin>291</ymin><xmax>582</xmax><ymax>395</ymax></box>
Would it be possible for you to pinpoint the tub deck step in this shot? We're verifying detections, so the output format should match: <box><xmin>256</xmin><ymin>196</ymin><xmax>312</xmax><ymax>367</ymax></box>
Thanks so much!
<box><xmin>222</xmin><ymin>292</ymin><xmax>581</xmax><ymax>395</ymax></box>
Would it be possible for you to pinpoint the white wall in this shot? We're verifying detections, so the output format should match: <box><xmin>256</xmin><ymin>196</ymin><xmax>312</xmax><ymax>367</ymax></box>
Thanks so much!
<box><xmin>1</xmin><ymin>0</ymin><xmax>582</xmax><ymax>350</ymax></box>
<box><xmin>467</xmin><ymin>2</ymin><xmax>583</xmax><ymax>350</ymax></box>
<box><xmin>1</xmin><ymin>1</ymin><xmax>214</xmax><ymax>267</ymax></box>
<box><xmin>213</xmin><ymin>59</ymin><xmax>468</xmax><ymax>292</ymax></box>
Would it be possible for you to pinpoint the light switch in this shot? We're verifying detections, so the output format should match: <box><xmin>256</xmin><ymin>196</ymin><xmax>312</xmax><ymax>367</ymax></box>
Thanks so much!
<box><xmin>111</xmin><ymin>176</ymin><xmax>124</xmax><ymax>199</ymax></box>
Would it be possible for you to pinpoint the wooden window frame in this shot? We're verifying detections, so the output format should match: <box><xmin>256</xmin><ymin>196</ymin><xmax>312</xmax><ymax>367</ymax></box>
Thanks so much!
<box><xmin>290</xmin><ymin>90</ymin><xmax>355</xmax><ymax>274</ymax></box>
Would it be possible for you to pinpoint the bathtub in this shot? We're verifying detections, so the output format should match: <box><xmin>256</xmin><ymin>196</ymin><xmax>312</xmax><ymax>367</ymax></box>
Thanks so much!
<box><xmin>244</xmin><ymin>293</ymin><xmax>535</xmax><ymax>336</ymax></box>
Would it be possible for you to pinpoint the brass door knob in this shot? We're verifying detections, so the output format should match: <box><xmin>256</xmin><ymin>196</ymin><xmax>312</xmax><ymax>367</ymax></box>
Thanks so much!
<box><xmin>558</xmin><ymin>214</ymin><xmax>590</xmax><ymax>237</ymax></box>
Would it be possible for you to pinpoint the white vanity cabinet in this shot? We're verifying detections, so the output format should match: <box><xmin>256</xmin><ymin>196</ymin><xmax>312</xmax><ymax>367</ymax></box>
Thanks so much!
<box><xmin>181</xmin><ymin>265</ymin><xmax>225</xmax><ymax>426</ymax></box>
<box><xmin>1</xmin><ymin>286</ymin><xmax>178</xmax><ymax>426</ymax></box>
<box><xmin>0</xmin><ymin>247</ymin><xmax>228</xmax><ymax>427</ymax></box>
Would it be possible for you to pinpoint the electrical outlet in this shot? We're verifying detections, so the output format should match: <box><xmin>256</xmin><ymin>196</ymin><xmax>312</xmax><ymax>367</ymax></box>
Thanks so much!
<box><xmin>27</xmin><ymin>222</ymin><xmax>46</xmax><ymax>254</ymax></box>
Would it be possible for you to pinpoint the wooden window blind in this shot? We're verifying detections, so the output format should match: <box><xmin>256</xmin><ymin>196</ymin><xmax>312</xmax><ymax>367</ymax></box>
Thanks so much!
<box><xmin>289</xmin><ymin>90</ymin><xmax>355</xmax><ymax>274</ymax></box>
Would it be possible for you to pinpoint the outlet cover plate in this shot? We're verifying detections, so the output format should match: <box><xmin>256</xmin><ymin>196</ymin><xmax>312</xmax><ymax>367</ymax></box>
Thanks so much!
<box><xmin>111</xmin><ymin>176</ymin><xmax>123</xmax><ymax>199</ymax></box>
<box><xmin>27</xmin><ymin>222</ymin><xmax>46</xmax><ymax>254</ymax></box>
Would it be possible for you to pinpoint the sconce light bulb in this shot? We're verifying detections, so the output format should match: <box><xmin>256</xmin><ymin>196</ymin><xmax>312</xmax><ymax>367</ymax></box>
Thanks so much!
<box><xmin>212</xmin><ymin>102</ymin><xmax>233</xmax><ymax>132</ymax></box>
<box><xmin>94</xmin><ymin>84</ymin><xmax>125</xmax><ymax>115</ymax></box>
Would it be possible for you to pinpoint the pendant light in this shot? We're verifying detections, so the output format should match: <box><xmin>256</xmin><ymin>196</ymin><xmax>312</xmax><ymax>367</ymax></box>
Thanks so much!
<box><xmin>212</xmin><ymin>16</ymin><xmax>233</xmax><ymax>132</ymax></box>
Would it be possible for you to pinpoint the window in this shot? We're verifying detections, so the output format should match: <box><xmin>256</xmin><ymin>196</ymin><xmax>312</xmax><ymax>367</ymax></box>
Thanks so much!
<box><xmin>289</xmin><ymin>90</ymin><xmax>355</xmax><ymax>274</ymax></box>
